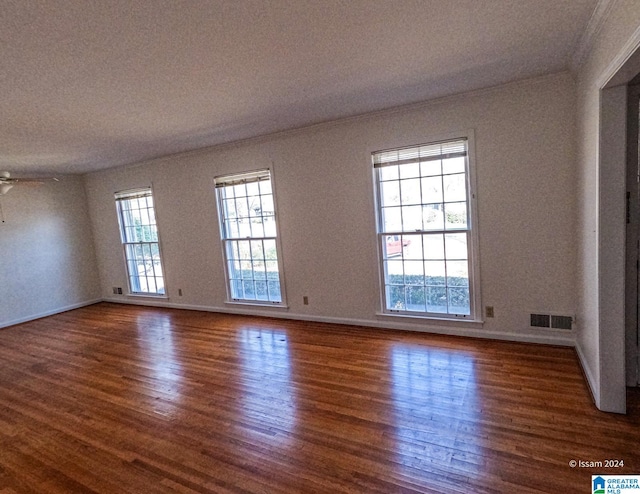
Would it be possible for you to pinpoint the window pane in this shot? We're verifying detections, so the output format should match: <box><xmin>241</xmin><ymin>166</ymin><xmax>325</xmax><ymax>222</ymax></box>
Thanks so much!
<box><xmin>228</xmin><ymin>260</ymin><xmax>240</xmax><ymax>280</ymax></box>
<box><xmin>261</xmin><ymin>194</ymin><xmax>274</xmax><ymax>215</ymax></box>
<box><xmin>400</xmin><ymin>178</ymin><xmax>421</xmax><ymax>205</ymax></box>
<box><xmin>224</xmin><ymin>198</ymin><xmax>237</xmax><ymax>218</ymax></box>
<box><xmin>401</xmin><ymin>205</ymin><xmax>422</xmax><ymax>231</ymax></box>
<box><xmin>238</xmin><ymin>217</ymin><xmax>252</xmax><ymax>237</ymax></box>
<box><xmin>229</xmin><ymin>184</ymin><xmax>241</xmax><ymax>199</ymax></box>
<box><xmin>448</xmin><ymin>287</ymin><xmax>470</xmax><ymax>315</ymax></box>
<box><xmin>266</xmin><ymin>261</ymin><xmax>279</xmax><ymax>279</ymax></box>
<box><xmin>406</xmin><ymin>286</ymin><xmax>425</xmax><ymax>312</ymax></box>
<box><xmin>226</xmin><ymin>219</ymin><xmax>240</xmax><ymax>238</ymax></box>
<box><xmin>445</xmin><ymin>233</ymin><xmax>468</xmax><ymax>260</ymax></box>
<box><xmin>382</xmin><ymin>206</ymin><xmax>402</xmax><ymax>232</ymax></box>
<box><xmin>447</xmin><ymin>260</ymin><xmax>469</xmax><ymax>286</ymax></box>
<box><xmin>259</xmin><ymin>179</ymin><xmax>272</xmax><ymax>195</ymax></box>
<box><xmin>385</xmin><ymin>260</ymin><xmax>404</xmax><ymax>281</ymax></box>
<box><xmin>255</xmin><ymin>281</ymin><xmax>269</xmax><ymax>301</ymax></box>
<box><xmin>444</xmin><ymin>202</ymin><xmax>468</xmax><ymax>230</ymax></box>
<box><xmin>251</xmin><ymin>218</ymin><xmax>265</xmax><ymax>237</ymax></box>
<box><xmin>236</xmin><ymin>196</ymin><xmax>249</xmax><ymax>219</ymax></box>
<box><xmin>242</xmin><ymin>280</ymin><xmax>255</xmax><ymax>299</ymax></box>
<box><xmin>237</xmin><ymin>240</ymin><xmax>251</xmax><ymax>259</ymax></box>
<box><xmin>267</xmin><ymin>280</ymin><xmax>282</xmax><ymax>302</ymax></box>
<box><xmin>423</xmin><ymin>234</ymin><xmax>444</xmax><ymax>260</ymax></box>
<box><xmin>399</xmin><ymin>162</ymin><xmax>420</xmax><ymax>179</ymax></box>
<box><xmin>246</xmin><ymin>181</ymin><xmax>259</xmax><ymax>196</ymax></box>
<box><xmin>402</xmin><ymin>234</ymin><xmax>421</xmax><ymax>260</ymax></box>
<box><xmin>422</xmin><ymin>204</ymin><xmax>444</xmax><ymax>230</ymax></box>
<box><xmin>424</xmin><ymin>261</ymin><xmax>446</xmax><ymax>285</ymax></box>
<box><xmin>443</xmin><ymin>173</ymin><xmax>466</xmax><ymax>202</ymax></box>
<box><xmin>387</xmin><ymin>285</ymin><xmax>405</xmax><ymax>310</ymax></box>
<box><xmin>442</xmin><ymin>156</ymin><xmax>465</xmax><ymax>174</ymax></box>
<box><xmin>264</xmin><ymin>216</ymin><xmax>277</xmax><ymax>237</ymax></box>
<box><xmin>427</xmin><ymin>286</ymin><xmax>447</xmax><ymax>313</ymax></box>
<box><xmin>420</xmin><ymin>159</ymin><xmax>441</xmax><ymax>177</ymax></box>
<box><xmin>253</xmin><ymin>262</ymin><xmax>267</xmax><ymax>280</ymax></box>
<box><xmin>248</xmin><ymin>195</ymin><xmax>261</xmax><ymax>217</ymax></box>
<box><xmin>380</xmin><ymin>180</ymin><xmax>401</xmax><ymax>207</ymax></box>
<box><xmin>421</xmin><ymin>176</ymin><xmax>443</xmax><ymax>203</ymax></box>
<box><xmin>379</xmin><ymin>165</ymin><xmax>399</xmax><ymax>181</ymax></box>
<box><xmin>240</xmin><ymin>260</ymin><xmax>252</xmax><ymax>278</ymax></box>
<box><xmin>231</xmin><ymin>279</ymin><xmax>243</xmax><ymax>299</ymax></box>
<box><xmin>403</xmin><ymin>261</ymin><xmax>423</xmax><ymax>284</ymax></box>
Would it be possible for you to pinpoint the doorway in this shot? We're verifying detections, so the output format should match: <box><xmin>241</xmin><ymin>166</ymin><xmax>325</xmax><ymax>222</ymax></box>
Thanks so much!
<box><xmin>626</xmin><ymin>77</ymin><xmax>640</xmax><ymax>387</ymax></box>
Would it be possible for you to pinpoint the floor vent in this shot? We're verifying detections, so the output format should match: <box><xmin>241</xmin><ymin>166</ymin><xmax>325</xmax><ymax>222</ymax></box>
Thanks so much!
<box><xmin>530</xmin><ymin>313</ymin><xmax>573</xmax><ymax>330</ymax></box>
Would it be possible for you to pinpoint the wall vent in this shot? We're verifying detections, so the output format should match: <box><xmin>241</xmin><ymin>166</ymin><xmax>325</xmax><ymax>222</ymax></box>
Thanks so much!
<box><xmin>530</xmin><ymin>313</ymin><xmax>573</xmax><ymax>330</ymax></box>
<box><xmin>530</xmin><ymin>314</ymin><xmax>551</xmax><ymax>328</ymax></box>
<box><xmin>551</xmin><ymin>315</ymin><xmax>573</xmax><ymax>330</ymax></box>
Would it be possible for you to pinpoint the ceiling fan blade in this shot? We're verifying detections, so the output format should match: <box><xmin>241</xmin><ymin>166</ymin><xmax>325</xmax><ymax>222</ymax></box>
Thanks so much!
<box><xmin>0</xmin><ymin>172</ymin><xmax>59</xmax><ymax>194</ymax></box>
<box><xmin>10</xmin><ymin>177</ymin><xmax>59</xmax><ymax>184</ymax></box>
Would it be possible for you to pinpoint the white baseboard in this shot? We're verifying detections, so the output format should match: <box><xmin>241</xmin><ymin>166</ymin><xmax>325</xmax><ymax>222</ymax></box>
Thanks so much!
<box><xmin>0</xmin><ymin>298</ymin><xmax>103</xmax><ymax>329</ymax></box>
<box><xmin>102</xmin><ymin>297</ymin><xmax>576</xmax><ymax>347</ymax></box>
<box><xmin>575</xmin><ymin>339</ymin><xmax>600</xmax><ymax>408</ymax></box>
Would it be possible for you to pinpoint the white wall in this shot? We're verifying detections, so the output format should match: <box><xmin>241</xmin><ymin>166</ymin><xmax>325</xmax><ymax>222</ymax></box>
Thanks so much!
<box><xmin>85</xmin><ymin>72</ymin><xmax>577</xmax><ymax>344</ymax></box>
<box><xmin>0</xmin><ymin>175</ymin><xmax>100</xmax><ymax>327</ymax></box>
<box><xmin>575</xmin><ymin>0</ymin><xmax>640</xmax><ymax>412</ymax></box>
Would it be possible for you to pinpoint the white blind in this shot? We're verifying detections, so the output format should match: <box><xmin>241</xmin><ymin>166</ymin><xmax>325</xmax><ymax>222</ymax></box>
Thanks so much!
<box><xmin>114</xmin><ymin>187</ymin><xmax>152</xmax><ymax>201</ymax></box>
<box><xmin>214</xmin><ymin>169</ymin><xmax>270</xmax><ymax>188</ymax></box>
<box><xmin>373</xmin><ymin>138</ymin><xmax>467</xmax><ymax>168</ymax></box>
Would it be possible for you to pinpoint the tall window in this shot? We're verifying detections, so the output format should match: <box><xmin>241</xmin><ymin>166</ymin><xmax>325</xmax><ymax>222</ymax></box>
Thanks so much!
<box><xmin>115</xmin><ymin>188</ymin><xmax>165</xmax><ymax>295</ymax></box>
<box><xmin>373</xmin><ymin>137</ymin><xmax>479</xmax><ymax>319</ymax></box>
<box><xmin>215</xmin><ymin>169</ymin><xmax>285</xmax><ymax>304</ymax></box>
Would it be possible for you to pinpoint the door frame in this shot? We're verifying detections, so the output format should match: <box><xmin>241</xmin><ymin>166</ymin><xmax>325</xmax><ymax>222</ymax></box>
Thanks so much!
<box><xmin>626</xmin><ymin>80</ymin><xmax>640</xmax><ymax>387</ymax></box>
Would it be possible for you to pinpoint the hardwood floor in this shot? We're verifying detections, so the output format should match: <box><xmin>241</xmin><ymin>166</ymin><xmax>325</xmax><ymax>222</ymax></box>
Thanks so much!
<box><xmin>0</xmin><ymin>303</ymin><xmax>638</xmax><ymax>493</ymax></box>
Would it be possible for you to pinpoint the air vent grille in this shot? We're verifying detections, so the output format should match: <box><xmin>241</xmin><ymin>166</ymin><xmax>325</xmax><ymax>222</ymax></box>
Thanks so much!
<box><xmin>530</xmin><ymin>314</ymin><xmax>551</xmax><ymax>328</ymax></box>
<box><xmin>551</xmin><ymin>315</ymin><xmax>573</xmax><ymax>330</ymax></box>
<box><xmin>530</xmin><ymin>313</ymin><xmax>573</xmax><ymax>330</ymax></box>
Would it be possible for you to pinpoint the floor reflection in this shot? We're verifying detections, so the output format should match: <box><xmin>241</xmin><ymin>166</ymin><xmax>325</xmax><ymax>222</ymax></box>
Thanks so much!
<box><xmin>135</xmin><ymin>313</ymin><xmax>184</xmax><ymax>417</ymax></box>
<box><xmin>390</xmin><ymin>344</ymin><xmax>482</xmax><ymax>474</ymax></box>
<box><xmin>238</xmin><ymin>328</ymin><xmax>296</xmax><ymax>444</ymax></box>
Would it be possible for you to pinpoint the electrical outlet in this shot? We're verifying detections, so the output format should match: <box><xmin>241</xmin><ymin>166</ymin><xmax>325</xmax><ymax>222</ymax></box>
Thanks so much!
<box><xmin>178</xmin><ymin>288</ymin><xmax>183</xmax><ymax>296</ymax></box>
<box><xmin>485</xmin><ymin>306</ymin><xmax>494</xmax><ymax>318</ymax></box>
<box><xmin>117</xmin><ymin>287</ymin><xmax>123</xmax><ymax>295</ymax></box>
<box><xmin>303</xmin><ymin>296</ymin><xmax>309</xmax><ymax>305</ymax></box>
<box><xmin>112</xmin><ymin>287</ymin><xmax>118</xmax><ymax>295</ymax></box>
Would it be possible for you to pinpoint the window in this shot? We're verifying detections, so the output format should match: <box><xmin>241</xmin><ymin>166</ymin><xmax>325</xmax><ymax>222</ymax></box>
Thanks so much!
<box><xmin>373</xmin><ymin>137</ymin><xmax>480</xmax><ymax>319</ymax></box>
<box><xmin>115</xmin><ymin>188</ymin><xmax>165</xmax><ymax>295</ymax></box>
<box><xmin>215</xmin><ymin>169</ymin><xmax>285</xmax><ymax>304</ymax></box>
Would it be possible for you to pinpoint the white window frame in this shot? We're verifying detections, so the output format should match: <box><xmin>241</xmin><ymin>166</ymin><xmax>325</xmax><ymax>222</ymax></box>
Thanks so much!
<box><xmin>214</xmin><ymin>169</ymin><xmax>287</xmax><ymax>306</ymax></box>
<box><xmin>373</xmin><ymin>133</ymin><xmax>481</xmax><ymax>321</ymax></box>
<box><xmin>115</xmin><ymin>187</ymin><xmax>167</xmax><ymax>296</ymax></box>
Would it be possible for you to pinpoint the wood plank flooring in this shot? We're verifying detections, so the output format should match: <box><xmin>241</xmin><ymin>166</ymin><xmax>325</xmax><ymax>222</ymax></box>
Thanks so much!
<box><xmin>0</xmin><ymin>302</ymin><xmax>638</xmax><ymax>493</ymax></box>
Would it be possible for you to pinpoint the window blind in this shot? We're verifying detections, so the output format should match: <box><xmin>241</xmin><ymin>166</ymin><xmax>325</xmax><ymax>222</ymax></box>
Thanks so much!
<box><xmin>114</xmin><ymin>187</ymin><xmax>152</xmax><ymax>201</ymax></box>
<box><xmin>214</xmin><ymin>169</ymin><xmax>270</xmax><ymax>188</ymax></box>
<box><xmin>373</xmin><ymin>139</ymin><xmax>467</xmax><ymax>168</ymax></box>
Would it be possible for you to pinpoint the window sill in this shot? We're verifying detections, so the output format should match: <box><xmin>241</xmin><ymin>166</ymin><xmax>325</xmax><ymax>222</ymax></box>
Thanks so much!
<box><xmin>376</xmin><ymin>311</ymin><xmax>484</xmax><ymax>326</ymax></box>
<box><xmin>127</xmin><ymin>293</ymin><xmax>169</xmax><ymax>299</ymax></box>
<box><xmin>225</xmin><ymin>300</ymin><xmax>289</xmax><ymax>310</ymax></box>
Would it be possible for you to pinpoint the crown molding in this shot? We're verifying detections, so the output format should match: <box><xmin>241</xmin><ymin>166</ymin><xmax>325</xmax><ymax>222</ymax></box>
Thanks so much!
<box><xmin>570</xmin><ymin>0</ymin><xmax>618</xmax><ymax>71</ymax></box>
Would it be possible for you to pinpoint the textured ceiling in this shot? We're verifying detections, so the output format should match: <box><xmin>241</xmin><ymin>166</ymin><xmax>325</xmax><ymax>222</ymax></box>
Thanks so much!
<box><xmin>0</xmin><ymin>0</ymin><xmax>597</xmax><ymax>175</ymax></box>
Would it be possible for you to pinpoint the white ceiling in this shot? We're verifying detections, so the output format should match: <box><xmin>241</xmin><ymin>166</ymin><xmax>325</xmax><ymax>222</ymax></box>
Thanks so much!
<box><xmin>1</xmin><ymin>0</ymin><xmax>598</xmax><ymax>175</ymax></box>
